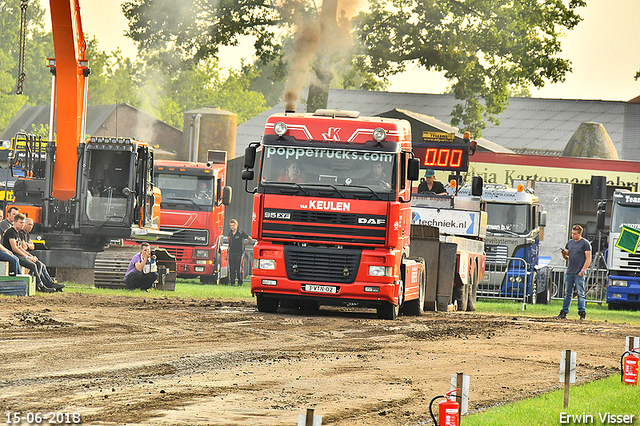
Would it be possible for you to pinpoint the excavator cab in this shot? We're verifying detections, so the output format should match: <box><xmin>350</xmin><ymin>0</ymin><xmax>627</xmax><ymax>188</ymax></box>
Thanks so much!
<box><xmin>77</xmin><ymin>137</ymin><xmax>157</xmax><ymax>239</ymax></box>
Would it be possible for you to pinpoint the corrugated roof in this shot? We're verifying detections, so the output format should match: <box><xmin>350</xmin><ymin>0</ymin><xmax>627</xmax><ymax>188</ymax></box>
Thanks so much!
<box><xmin>235</xmin><ymin>89</ymin><xmax>630</xmax><ymax>159</ymax></box>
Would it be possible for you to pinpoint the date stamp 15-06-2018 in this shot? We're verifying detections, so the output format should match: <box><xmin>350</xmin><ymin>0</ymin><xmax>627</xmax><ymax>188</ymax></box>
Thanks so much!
<box><xmin>5</xmin><ymin>412</ymin><xmax>82</xmax><ymax>424</ymax></box>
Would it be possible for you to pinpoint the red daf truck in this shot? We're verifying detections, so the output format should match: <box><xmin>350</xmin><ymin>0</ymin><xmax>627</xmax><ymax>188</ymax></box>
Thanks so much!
<box><xmin>242</xmin><ymin>109</ymin><xmax>488</xmax><ymax>319</ymax></box>
<box><xmin>152</xmin><ymin>151</ymin><xmax>232</xmax><ymax>284</ymax></box>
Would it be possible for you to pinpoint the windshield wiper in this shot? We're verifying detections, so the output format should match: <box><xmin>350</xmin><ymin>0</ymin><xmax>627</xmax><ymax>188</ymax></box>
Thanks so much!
<box><xmin>344</xmin><ymin>184</ymin><xmax>382</xmax><ymax>201</ymax></box>
<box><xmin>302</xmin><ymin>183</ymin><xmax>346</xmax><ymax>198</ymax></box>
<box><xmin>262</xmin><ymin>181</ymin><xmax>311</xmax><ymax>196</ymax></box>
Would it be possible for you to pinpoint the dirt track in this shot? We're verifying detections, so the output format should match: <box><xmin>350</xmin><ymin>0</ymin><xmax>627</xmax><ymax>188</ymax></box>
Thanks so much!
<box><xmin>0</xmin><ymin>293</ymin><xmax>637</xmax><ymax>425</ymax></box>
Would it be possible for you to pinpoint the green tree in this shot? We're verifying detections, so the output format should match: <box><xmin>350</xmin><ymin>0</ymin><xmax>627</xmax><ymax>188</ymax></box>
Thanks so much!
<box><xmin>354</xmin><ymin>0</ymin><xmax>584</xmax><ymax>136</ymax></box>
<box><xmin>123</xmin><ymin>0</ymin><xmax>584</xmax><ymax>136</ymax></box>
<box><xmin>142</xmin><ymin>57</ymin><xmax>267</xmax><ymax>127</ymax></box>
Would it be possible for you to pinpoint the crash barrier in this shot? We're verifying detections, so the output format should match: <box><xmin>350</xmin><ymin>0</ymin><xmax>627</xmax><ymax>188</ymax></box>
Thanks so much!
<box><xmin>547</xmin><ymin>265</ymin><xmax>608</xmax><ymax>304</ymax></box>
<box><xmin>477</xmin><ymin>256</ymin><xmax>531</xmax><ymax>301</ymax></box>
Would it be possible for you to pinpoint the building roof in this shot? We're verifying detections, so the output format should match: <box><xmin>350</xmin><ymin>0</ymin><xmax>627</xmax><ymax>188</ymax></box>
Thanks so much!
<box><xmin>0</xmin><ymin>104</ymin><xmax>120</xmax><ymax>141</ymax></box>
<box><xmin>235</xmin><ymin>89</ymin><xmax>629</xmax><ymax>159</ymax></box>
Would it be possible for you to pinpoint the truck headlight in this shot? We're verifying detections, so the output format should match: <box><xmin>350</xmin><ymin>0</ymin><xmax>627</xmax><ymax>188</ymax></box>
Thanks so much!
<box><xmin>610</xmin><ymin>280</ymin><xmax>628</xmax><ymax>287</ymax></box>
<box><xmin>369</xmin><ymin>266</ymin><xmax>391</xmax><ymax>277</ymax></box>
<box><xmin>195</xmin><ymin>249</ymin><xmax>209</xmax><ymax>258</ymax></box>
<box><xmin>255</xmin><ymin>259</ymin><xmax>276</xmax><ymax>270</ymax></box>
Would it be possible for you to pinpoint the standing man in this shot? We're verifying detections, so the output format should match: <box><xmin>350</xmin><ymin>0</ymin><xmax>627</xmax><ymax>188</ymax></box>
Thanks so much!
<box><xmin>124</xmin><ymin>242</ymin><xmax>158</xmax><ymax>291</ymax></box>
<box><xmin>557</xmin><ymin>224</ymin><xmax>592</xmax><ymax>320</ymax></box>
<box><xmin>226</xmin><ymin>219</ymin><xmax>252</xmax><ymax>286</ymax></box>
<box><xmin>417</xmin><ymin>169</ymin><xmax>447</xmax><ymax>195</ymax></box>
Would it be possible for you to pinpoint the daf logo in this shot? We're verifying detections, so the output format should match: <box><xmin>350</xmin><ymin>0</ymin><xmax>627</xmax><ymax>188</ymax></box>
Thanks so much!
<box><xmin>358</xmin><ymin>218</ymin><xmax>385</xmax><ymax>225</ymax></box>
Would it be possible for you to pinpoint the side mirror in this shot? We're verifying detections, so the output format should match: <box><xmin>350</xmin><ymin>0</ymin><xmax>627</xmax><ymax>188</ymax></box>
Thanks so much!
<box><xmin>407</xmin><ymin>158</ymin><xmax>420</xmax><ymax>181</ymax></box>
<box><xmin>244</xmin><ymin>145</ymin><xmax>257</xmax><ymax>169</ymax></box>
<box><xmin>241</xmin><ymin>169</ymin><xmax>254</xmax><ymax>181</ymax></box>
<box><xmin>539</xmin><ymin>211</ymin><xmax>547</xmax><ymax>227</ymax></box>
<box><xmin>471</xmin><ymin>176</ymin><xmax>483</xmax><ymax>196</ymax></box>
<box><xmin>222</xmin><ymin>186</ymin><xmax>232</xmax><ymax>206</ymax></box>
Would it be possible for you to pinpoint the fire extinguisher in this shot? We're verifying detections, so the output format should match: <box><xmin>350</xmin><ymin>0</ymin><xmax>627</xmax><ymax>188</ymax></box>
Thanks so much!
<box><xmin>429</xmin><ymin>389</ymin><xmax>461</xmax><ymax>426</ymax></box>
<box><xmin>621</xmin><ymin>347</ymin><xmax>639</xmax><ymax>386</ymax></box>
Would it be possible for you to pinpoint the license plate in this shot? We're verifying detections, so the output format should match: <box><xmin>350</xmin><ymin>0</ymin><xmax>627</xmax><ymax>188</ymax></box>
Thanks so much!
<box><xmin>304</xmin><ymin>284</ymin><xmax>337</xmax><ymax>294</ymax></box>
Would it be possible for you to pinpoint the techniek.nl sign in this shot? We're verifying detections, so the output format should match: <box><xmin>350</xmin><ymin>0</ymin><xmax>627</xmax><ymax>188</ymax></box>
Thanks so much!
<box><xmin>411</xmin><ymin>208</ymin><xmax>478</xmax><ymax>237</ymax></box>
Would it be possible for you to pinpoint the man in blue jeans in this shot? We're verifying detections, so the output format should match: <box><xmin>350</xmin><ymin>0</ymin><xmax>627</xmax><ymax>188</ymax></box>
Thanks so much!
<box><xmin>557</xmin><ymin>224</ymin><xmax>592</xmax><ymax>320</ymax></box>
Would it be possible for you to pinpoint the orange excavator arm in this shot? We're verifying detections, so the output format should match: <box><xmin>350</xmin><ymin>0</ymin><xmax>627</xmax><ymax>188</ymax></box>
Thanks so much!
<box><xmin>48</xmin><ymin>0</ymin><xmax>89</xmax><ymax>201</ymax></box>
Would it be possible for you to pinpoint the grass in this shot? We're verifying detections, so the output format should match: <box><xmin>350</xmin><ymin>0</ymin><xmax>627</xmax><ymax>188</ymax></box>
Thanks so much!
<box><xmin>64</xmin><ymin>279</ymin><xmax>253</xmax><ymax>299</ymax></box>
<box><xmin>463</xmin><ymin>375</ymin><xmax>640</xmax><ymax>426</ymax></box>
<box><xmin>476</xmin><ymin>298</ymin><xmax>640</xmax><ymax>325</ymax></box>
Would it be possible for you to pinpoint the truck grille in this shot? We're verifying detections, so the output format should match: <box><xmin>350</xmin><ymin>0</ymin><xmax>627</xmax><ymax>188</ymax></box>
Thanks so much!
<box><xmin>156</xmin><ymin>227</ymin><xmax>209</xmax><ymax>246</ymax></box>
<box><xmin>262</xmin><ymin>209</ymin><xmax>386</xmax><ymax>245</ymax></box>
<box><xmin>618</xmin><ymin>252</ymin><xmax>640</xmax><ymax>275</ymax></box>
<box><xmin>284</xmin><ymin>245</ymin><xmax>361</xmax><ymax>284</ymax></box>
<box><xmin>485</xmin><ymin>244</ymin><xmax>509</xmax><ymax>272</ymax></box>
<box><xmin>163</xmin><ymin>247</ymin><xmax>188</xmax><ymax>262</ymax></box>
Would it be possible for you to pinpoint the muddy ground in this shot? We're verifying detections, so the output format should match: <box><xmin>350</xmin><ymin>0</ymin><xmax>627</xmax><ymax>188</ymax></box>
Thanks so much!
<box><xmin>0</xmin><ymin>293</ymin><xmax>638</xmax><ymax>426</ymax></box>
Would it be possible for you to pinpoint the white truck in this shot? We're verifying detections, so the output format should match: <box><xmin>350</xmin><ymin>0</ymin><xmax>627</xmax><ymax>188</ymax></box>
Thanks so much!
<box><xmin>456</xmin><ymin>184</ymin><xmax>550</xmax><ymax>304</ymax></box>
<box><xmin>606</xmin><ymin>189</ymin><xmax>640</xmax><ymax>309</ymax></box>
<box><xmin>411</xmin><ymin>187</ymin><xmax>487</xmax><ymax>311</ymax></box>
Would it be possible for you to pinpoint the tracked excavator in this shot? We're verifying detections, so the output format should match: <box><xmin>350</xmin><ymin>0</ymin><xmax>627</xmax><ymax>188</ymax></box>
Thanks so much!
<box><xmin>7</xmin><ymin>0</ymin><xmax>174</xmax><ymax>286</ymax></box>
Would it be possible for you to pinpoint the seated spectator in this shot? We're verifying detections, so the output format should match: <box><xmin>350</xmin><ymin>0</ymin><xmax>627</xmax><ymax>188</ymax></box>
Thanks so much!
<box><xmin>0</xmin><ymin>206</ymin><xmax>19</xmax><ymax>235</ymax></box>
<box><xmin>2</xmin><ymin>213</ymin><xmax>62</xmax><ymax>293</ymax></box>
<box><xmin>123</xmin><ymin>242</ymin><xmax>158</xmax><ymax>291</ymax></box>
<box><xmin>20</xmin><ymin>217</ymin><xmax>62</xmax><ymax>291</ymax></box>
<box><xmin>0</xmin><ymin>209</ymin><xmax>20</xmax><ymax>277</ymax></box>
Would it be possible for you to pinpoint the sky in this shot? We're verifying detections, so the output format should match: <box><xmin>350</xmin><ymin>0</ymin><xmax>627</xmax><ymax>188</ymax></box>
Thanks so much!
<box><xmin>45</xmin><ymin>0</ymin><xmax>640</xmax><ymax>102</ymax></box>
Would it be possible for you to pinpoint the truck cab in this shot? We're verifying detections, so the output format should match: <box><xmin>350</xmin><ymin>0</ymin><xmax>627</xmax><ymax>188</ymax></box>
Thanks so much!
<box><xmin>243</xmin><ymin>110</ymin><xmax>424</xmax><ymax>319</ymax></box>
<box><xmin>606</xmin><ymin>189</ymin><xmax>640</xmax><ymax>309</ymax></box>
<box><xmin>459</xmin><ymin>184</ymin><xmax>549</xmax><ymax>304</ymax></box>
<box><xmin>151</xmin><ymin>151</ymin><xmax>232</xmax><ymax>284</ymax></box>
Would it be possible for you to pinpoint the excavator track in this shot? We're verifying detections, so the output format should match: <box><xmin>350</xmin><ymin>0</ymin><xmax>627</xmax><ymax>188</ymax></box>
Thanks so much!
<box><xmin>94</xmin><ymin>245</ymin><xmax>176</xmax><ymax>290</ymax></box>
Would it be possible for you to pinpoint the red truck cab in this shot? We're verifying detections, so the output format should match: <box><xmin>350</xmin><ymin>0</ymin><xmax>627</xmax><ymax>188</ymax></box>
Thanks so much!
<box><xmin>152</xmin><ymin>151</ymin><xmax>231</xmax><ymax>284</ymax></box>
<box><xmin>242</xmin><ymin>110</ymin><xmax>424</xmax><ymax>319</ymax></box>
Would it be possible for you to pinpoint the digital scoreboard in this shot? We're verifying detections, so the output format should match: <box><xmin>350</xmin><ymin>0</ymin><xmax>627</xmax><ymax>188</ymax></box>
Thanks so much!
<box><xmin>412</xmin><ymin>143</ymin><xmax>470</xmax><ymax>172</ymax></box>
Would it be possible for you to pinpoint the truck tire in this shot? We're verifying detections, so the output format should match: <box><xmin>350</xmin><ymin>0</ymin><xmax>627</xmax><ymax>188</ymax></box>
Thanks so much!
<box><xmin>453</xmin><ymin>272</ymin><xmax>468</xmax><ymax>311</ymax></box>
<box><xmin>377</xmin><ymin>302</ymin><xmax>399</xmax><ymax>320</ymax></box>
<box><xmin>466</xmin><ymin>265</ymin><xmax>478</xmax><ymax>312</ymax></box>
<box><xmin>256</xmin><ymin>294</ymin><xmax>279</xmax><ymax>313</ymax></box>
<box><xmin>199</xmin><ymin>272</ymin><xmax>218</xmax><ymax>285</ymax></box>
<box><xmin>538</xmin><ymin>273</ymin><xmax>551</xmax><ymax>304</ymax></box>
<box><xmin>403</xmin><ymin>260</ymin><xmax>426</xmax><ymax>316</ymax></box>
<box><xmin>527</xmin><ymin>272</ymin><xmax>538</xmax><ymax>304</ymax></box>
<box><xmin>378</xmin><ymin>281</ymin><xmax>403</xmax><ymax>320</ymax></box>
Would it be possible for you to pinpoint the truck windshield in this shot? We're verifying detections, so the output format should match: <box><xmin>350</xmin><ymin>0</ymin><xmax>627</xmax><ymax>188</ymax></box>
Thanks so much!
<box><xmin>156</xmin><ymin>174</ymin><xmax>214</xmax><ymax>206</ymax></box>
<box><xmin>486</xmin><ymin>203</ymin><xmax>530</xmax><ymax>234</ymax></box>
<box><xmin>259</xmin><ymin>145</ymin><xmax>396</xmax><ymax>193</ymax></box>
<box><xmin>610</xmin><ymin>203</ymin><xmax>640</xmax><ymax>232</ymax></box>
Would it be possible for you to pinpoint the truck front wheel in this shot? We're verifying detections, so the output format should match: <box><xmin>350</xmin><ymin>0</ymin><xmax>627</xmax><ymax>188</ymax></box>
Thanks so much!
<box><xmin>453</xmin><ymin>273</ymin><xmax>468</xmax><ymax>311</ymax></box>
<box><xmin>403</xmin><ymin>260</ymin><xmax>426</xmax><ymax>316</ymax></box>
<box><xmin>256</xmin><ymin>294</ymin><xmax>279</xmax><ymax>313</ymax></box>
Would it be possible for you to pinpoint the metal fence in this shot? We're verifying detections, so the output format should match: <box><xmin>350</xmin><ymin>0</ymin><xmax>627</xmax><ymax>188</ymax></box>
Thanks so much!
<box><xmin>548</xmin><ymin>265</ymin><xmax>608</xmax><ymax>304</ymax></box>
<box><xmin>478</xmin><ymin>256</ymin><xmax>530</xmax><ymax>302</ymax></box>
